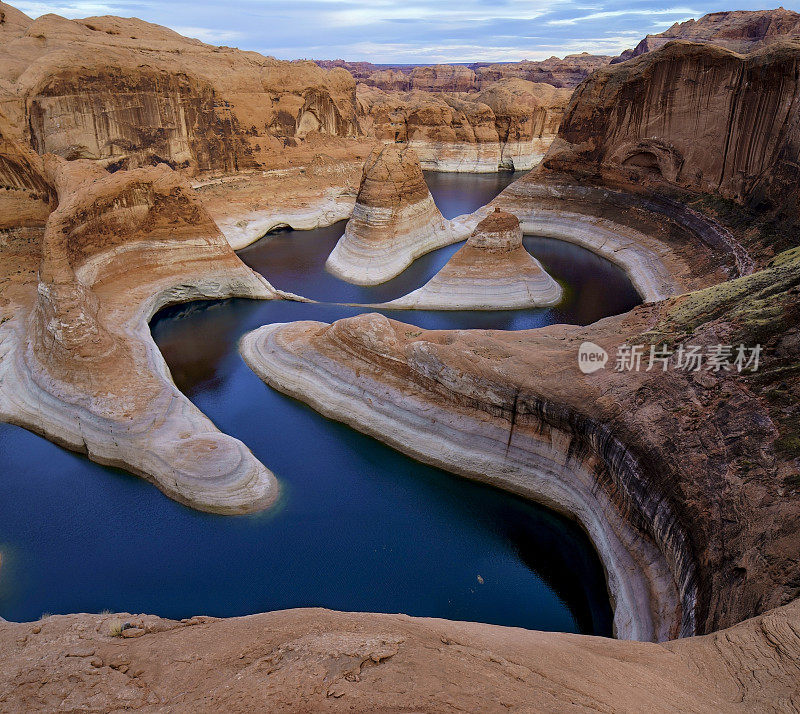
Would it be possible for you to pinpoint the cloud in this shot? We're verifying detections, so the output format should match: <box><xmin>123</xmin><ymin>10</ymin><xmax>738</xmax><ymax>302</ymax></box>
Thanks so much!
<box><xmin>547</xmin><ymin>7</ymin><xmax>698</xmax><ymax>26</ymax></box>
<box><xmin>10</xmin><ymin>0</ymin><xmax>774</xmax><ymax>63</ymax></box>
<box><xmin>171</xmin><ymin>26</ymin><xmax>244</xmax><ymax>43</ymax></box>
<box><xmin>14</xmin><ymin>0</ymin><xmax>133</xmax><ymax>16</ymax></box>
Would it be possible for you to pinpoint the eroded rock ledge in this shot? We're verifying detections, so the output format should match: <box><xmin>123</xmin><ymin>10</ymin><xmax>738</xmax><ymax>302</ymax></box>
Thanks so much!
<box><xmin>0</xmin><ymin>154</ymin><xmax>282</xmax><ymax>513</ymax></box>
<box><xmin>2</xmin><ymin>601</ymin><xmax>798</xmax><ymax>712</ymax></box>
<box><xmin>242</xmin><ymin>313</ymin><xmax>691</xmax><ymax>641</ymax></box>
<box><xmin>242</xmin><ymin>243</ymin><xmax>800</xmax><ymax>639</ymax></box>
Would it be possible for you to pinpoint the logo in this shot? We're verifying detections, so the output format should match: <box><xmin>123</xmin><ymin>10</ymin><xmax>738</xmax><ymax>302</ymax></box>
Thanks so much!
<box><xmin>578</xmin><ymin>341</ymin><xmax>608</xmax><ymax>374</ymax></box>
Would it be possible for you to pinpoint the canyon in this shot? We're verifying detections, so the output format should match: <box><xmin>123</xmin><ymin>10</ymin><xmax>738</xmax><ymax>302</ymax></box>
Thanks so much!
<box><xmin>0</xmin><ymin>2</ymin><xmax>799</xmax><ymax>711</ymax></box>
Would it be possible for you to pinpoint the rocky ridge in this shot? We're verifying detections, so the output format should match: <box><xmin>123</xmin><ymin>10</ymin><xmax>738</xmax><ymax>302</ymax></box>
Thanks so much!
<box><xmin>383</xmin><ymin>208</ymin><xmax>563</xmax><ymax>309</ymax></box>
<box><xmin>318</xmin><ymin>54</ymin><xmax>611</xmax><ymax>91</ymax></box>
<box><xmin>613</xmin><ymin>8</ymin><xmax>800</xmax><ymax>63</ymax></box>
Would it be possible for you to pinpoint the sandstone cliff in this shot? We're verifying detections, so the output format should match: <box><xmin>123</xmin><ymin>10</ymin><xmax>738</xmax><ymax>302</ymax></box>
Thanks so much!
<box><xmin>545</xmin><ymin>40</ymin><xmax>800</xmax><ymax>221</ymax></box>
<box><xmin>472</xmin><ymin>54</ymin><xmax>611</xmax><ymax>89</ymax></box>
<box><xmin>357</xmin><ymin>79</ymin><xmax>571</xmax><ymax>171</ymax></box>
<box><xmin>0</xmin><ymin>2</ymin><xmax>359</xmax><ymax>173</ymax></box>
<box><xmin>613</xmin><ymin>8</ymin><xmax>800</xmax><ymax>63</ymax></box>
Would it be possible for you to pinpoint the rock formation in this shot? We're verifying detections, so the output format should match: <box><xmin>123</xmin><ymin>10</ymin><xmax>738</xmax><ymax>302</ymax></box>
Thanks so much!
<box><xmin>357</xmin><ymin>80</ymin><xmax>571</xmax><ymax>172</ymax></box>
<box><xmin>0</xmin><ymin>153</ymin><xmax>283</xmax><ymax>513</ymax></box>
<box><xmin>242</xmin><ymin>238</ymin><xmax>799</xmax><ymax>639</ymax></box>
<box><xmin>318</xmin><ymin>54</ymin><xmax>611</xmax><ymax>91</ymax></box>
<box><xmin>546</xmin><ymin>40</ymin><xmax>800</xmax><ymax>219</ymax></box>
<box><xmin>384</xmin><ymin>208</ymin><xmax>562</xmax><ymax>309</ymax></box>
<box><xmin>0</xmin><ymin>2</ymin><xmax>358</xmax><ymax>173</ymax></box>
<box><xmin>1</xmin><ymin>601</ymin><xmax>798</xmax><ymax>712</ymax></box>
<box><xmin>325</xmin><ymin>144</ymin><xmax>478</xmax><ymax>284</ymax></box>
<box><xmin>613</xmin><ymin>8</ymin><xmax>800</xmax><ymax>63</ymax></box>
<box><xmin>472</xmin><ymin>54</ymin><xmax>611</xmax><ymax>88</ymax></box>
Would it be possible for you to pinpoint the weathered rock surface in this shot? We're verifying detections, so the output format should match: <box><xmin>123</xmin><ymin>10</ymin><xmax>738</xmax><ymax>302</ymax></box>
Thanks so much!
<box><xmin>472</xmin><ymin>54</ymin><xmax>612</xmax><ymax>88</ymax></box>
<box><xmin>384</xmin><ymin>208</ymin><xmax>562</xmax><ymax>309</ymax></box>
<box><xmin>613</xmin><ymin>8</ymin><xmax>800</xmax><ymax>63</ymax></box>
<box><xmin>1</xmin><ymin>602</ymin><xmax>799</xmax><ymax>712</ymax></box>
<box><xmin>0</xmin><ymin>155</ymin><xmax>282</xmax><ymax>513</ymax></box>
<box><xmin>0</xmin><ymin>2</ymin><xmax>358</xmax><ymax>173</ymax></box>
<box><xmin>325</xmin><ymin>144</ymin><xmax>479</xmax><ymax>284</ymax></box>
<box><xmin>243</xmin><ymin>236</ymin><xmax>800</xmax><ymax>639</ymax></box>
<box><xmin>546</xmin><ymin>40</ymin><xmax>800</xmax><ymax>220</ymax></box>
<box><xmin>357</xmin><ymin>80</ymin><xmax>571</xmax><ymax>171</ymax></box>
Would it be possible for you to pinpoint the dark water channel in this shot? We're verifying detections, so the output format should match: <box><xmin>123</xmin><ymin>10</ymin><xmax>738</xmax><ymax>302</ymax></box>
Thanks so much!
<box><xmin>0</xmin><ymin>171</ymin><xmax>641</xmax><ymax>634</ymax></box>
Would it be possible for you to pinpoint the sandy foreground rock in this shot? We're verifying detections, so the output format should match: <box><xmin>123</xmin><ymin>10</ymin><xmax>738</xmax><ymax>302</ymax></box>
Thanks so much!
<box><xmin>0</xmin><ymin>602</ymin><xmax>798</xmax><ymax>712</ymax></box>
<box><xmin>383</xmin><ymin>208</ymin><xmax>562</xmax><ymax>309</ymax></box>
<box><xmin>325</xmin><ymin>144</ymin><xmax>481</xmax><ymax>284</ymax></box>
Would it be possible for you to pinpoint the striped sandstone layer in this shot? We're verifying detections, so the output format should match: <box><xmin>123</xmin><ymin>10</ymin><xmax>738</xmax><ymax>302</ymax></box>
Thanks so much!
<box><xmin>384</xmin><ymin>209</ymin><xmax>562</xmax><ymax>309</ymax></box>
<box><xmin>325</xmin><ymin>144</ymin><xmax>480</xmax><ymax>285</ymax></box>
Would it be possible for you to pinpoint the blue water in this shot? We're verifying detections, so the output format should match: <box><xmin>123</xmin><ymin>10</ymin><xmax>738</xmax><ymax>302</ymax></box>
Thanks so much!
<box><xmin>0</xmin><ymin>171</ymin><xmax>639</xmax><ymax>634</ymax></box>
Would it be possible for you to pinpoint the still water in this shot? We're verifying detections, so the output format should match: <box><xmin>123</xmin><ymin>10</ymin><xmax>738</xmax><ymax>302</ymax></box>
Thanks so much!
<box><xmin>0</xmin><ymin>171</ymin><xmax>639</xmax><ymax>634</ymax></box>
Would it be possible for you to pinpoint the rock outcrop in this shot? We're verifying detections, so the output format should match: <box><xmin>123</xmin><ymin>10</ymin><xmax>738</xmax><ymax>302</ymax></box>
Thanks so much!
<box><xmin>243</xmin><ymin>238</ymin><xmax>800</xmax><ymax>639</ymax></box>
<box><xmin>0</xmin><ymin>155</ymin><xmax>283</xmax><ymax>513</ymax></box>
<box><xmin>545</xmin><ymin>40</ymin><xmax>800</xmax><ymax>220</ymax></box>
<box><xmin>318</xmin><ymin>54</ymin><xmax>611</xmax><ymax>91</ymax></box>
<box><xmin>325</xmin><ymin>144</ymin><xmax>478</xmax><ymax>284</ymax></box>
<box><xmin>0</xmin><ymin>2</ymin><xmax>358</xmax><ymax>173</ymax></box>
<box><xmin>613</xmin><ymin>8</ymin><xmax>800</xmax><ymax>63</ymax></box>
<box><xmin>472</xmin><ymin>54</ymin><xmax>611</xmax><ymax>88</ymax></box>
<box><xmin>384</xmin><ymin>208</ymin><xmax>562</xmax><ymax>309</ymax></box>
<box><xmin>357</xmin><ymin>80</ymin><xmax>571</xmax><ymax>172</ymax></box>
<box><xmin>1</xmin><ymin>601</ymin><xmax>799</xmax><ymax>712</ymax></box>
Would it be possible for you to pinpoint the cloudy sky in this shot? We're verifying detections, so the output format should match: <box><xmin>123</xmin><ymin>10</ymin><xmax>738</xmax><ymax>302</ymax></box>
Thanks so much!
<box><xmin>13</xmin><ymin>0</ymin><xmax>798</xmax><ymax>63</ymax></box>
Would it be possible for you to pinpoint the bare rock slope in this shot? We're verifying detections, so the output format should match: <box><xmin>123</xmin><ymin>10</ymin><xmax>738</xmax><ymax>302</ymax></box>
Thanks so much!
<box><xmin>1</xmin><ymin>601</ymin><xmax>798</xmax><ymax>712</ymax></box>
<box><xmin>0</xmin><ymin>152</ymin><xmax>282</xmax><ymax>513</ymax></box>
<box><xmin>384</xmin><ymin>208</ymin><xmax>562</xmax><ymax>309</ymax></box>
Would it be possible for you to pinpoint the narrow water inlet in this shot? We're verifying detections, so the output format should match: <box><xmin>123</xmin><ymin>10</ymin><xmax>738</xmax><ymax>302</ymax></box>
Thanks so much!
<box><xmin>0</xmin><ymin>172</ymin><xmax>645</xmax><ymax>636</ymax></box>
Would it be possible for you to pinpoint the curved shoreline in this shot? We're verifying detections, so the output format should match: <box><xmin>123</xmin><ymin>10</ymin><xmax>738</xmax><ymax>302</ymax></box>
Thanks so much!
<box><xmin>241</xmin><ymin>320</ymin><xmax>696</xmax><ymax>641</ymax></box>
<box><xmin>325</xmin><ymin>198</ymin><xmax>484</xmax><ymax>285</ymax></box>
